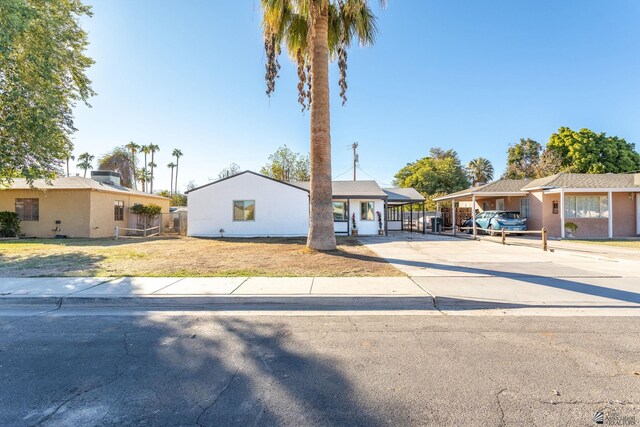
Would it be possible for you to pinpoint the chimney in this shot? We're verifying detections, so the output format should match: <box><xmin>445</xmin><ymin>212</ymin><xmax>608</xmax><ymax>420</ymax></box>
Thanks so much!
<box><xmin>91</xmin><ymin>170</ymin><xmax>121</xmax><ymax>186</ymax></box>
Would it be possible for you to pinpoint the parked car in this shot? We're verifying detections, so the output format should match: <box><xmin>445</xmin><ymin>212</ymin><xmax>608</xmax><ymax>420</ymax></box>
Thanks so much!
<box><xmin>461</xmin><ymin>211</ymin><xmax>527</xmax><ymax>235</ymax></box>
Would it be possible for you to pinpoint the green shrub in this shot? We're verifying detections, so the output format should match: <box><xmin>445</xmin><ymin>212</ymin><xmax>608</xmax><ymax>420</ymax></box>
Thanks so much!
<box><xmin>564</xmin><ymin>221</ymin><xmax>578</xmax><ymax>232</ymax></box>
<box><xmin>0</xmin><ymin>211</ymin><xmax>21</xmax><ymax>237</ymax></box>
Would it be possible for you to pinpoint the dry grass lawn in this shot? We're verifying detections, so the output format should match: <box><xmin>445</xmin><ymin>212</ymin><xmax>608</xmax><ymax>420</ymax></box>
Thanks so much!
<box><xmin>0</xmin><ymin>236</ymin><xmax>402</xmax><ymax>277</ymax></box>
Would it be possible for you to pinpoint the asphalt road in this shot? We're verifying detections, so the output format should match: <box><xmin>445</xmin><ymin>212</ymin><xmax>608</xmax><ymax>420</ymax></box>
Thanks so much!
<box><xmin>1</xmin><ymin>312</ymin><xmax>639</xmax><ymax>426</ymax></box>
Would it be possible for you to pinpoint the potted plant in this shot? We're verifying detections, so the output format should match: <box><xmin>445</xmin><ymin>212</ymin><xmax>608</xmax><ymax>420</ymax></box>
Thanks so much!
<box><xmin>565</xmin><ymin>221</ymin><xmax>578</xmax><ymax>238</ymax></box>
<box><xmin>376</xmin><ymin>211</ymin><xmax>384</xmax><ymax>235</ymax></box>
<box><xmin>351</xmin><ymin>213</ymin><xmax>358</xmax><ymax>236</ymax></box>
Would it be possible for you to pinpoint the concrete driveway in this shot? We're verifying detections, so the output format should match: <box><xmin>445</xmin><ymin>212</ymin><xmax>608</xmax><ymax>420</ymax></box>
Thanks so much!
<box><xmin>360</xmin><ymin>233</ymin><xmax>640</xmax><ymax>312</ymax></box>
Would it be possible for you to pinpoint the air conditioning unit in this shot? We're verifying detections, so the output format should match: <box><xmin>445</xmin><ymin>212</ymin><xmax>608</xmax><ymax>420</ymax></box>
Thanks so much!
<box><xmin>91</xmin><ymin>170</ymin><xmax>121</xmax><ymax>186</ymax></box>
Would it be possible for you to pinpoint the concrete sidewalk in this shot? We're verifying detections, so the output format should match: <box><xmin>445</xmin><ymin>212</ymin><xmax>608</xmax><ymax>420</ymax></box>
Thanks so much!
<box><xmin>1</xmin><ymin>274</ymin><xmax>640</xmax><ymax>315</ymax></box>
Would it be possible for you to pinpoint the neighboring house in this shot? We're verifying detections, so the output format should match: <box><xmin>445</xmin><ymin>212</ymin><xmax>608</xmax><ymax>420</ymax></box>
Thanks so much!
<box><xmin>433</xmin><ymin>172</ymin><xmax>640</xmax><ymax>239</ymax></box>
<box><xmin>0</xmin><ymin>171</ymin><xmax>170</xmax><ymax>238</ymax></box>
<box><xmin>185</xmin><ymin>171</ymin><xmax>425</xmax><ymax>237</ymax></box>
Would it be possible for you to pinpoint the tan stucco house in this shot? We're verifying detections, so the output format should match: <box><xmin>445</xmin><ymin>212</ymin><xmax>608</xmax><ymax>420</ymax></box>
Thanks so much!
<box><xmin>434</xmin><ymin>172</ymin><xmax>640</xmax><ymax>239</ymax></box>
<box><xmin>0</xmin><ymin>173</ymin><xmax>170</xmax><ymax>238</ymax></box>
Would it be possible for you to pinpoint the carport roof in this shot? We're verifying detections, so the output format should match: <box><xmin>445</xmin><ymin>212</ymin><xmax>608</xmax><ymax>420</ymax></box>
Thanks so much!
<box><xmin>382</xmin><ymin>187</ymin><xmax>426</xmax><ymax>203</ymax></box>
<box><xmin>433</xmin><ymin>179</ymin><xmax>531</xmax><ymax>202</ymax></box>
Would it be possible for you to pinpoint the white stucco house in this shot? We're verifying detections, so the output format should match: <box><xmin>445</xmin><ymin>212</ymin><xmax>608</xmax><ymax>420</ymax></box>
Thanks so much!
<box><xmin>185</xmin><ymin>171</ymin><xmax>425</xmax><ymax>237</ymax></box>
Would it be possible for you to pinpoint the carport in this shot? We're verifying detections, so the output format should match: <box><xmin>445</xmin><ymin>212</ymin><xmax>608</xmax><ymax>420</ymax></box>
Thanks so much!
<box><xmin>433</xmin><ymin>179</ymin><xmax>531</xmax><ymax>237</ymax></box>
<box><xmin>383</xmin><ymin>188</ymin><xmax>427</xmax><ymax>233</ymax></box>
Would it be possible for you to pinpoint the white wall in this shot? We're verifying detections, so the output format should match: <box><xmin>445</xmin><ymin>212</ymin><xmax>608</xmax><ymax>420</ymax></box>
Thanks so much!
<box><xmin>348</xmin><ymin>199</ymin><xmax>385</xmax><ymax>235</ymax></box>
<box><xmin>187</xmin><ymin>173</ymin><xmax>310</xmax><ymax>237</ymax></box>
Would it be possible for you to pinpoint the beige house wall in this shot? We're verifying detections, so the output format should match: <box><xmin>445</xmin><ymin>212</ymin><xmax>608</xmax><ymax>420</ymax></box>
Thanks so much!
<box><xmin>527</xmin><ymin>191</ymin><xmax>544</xmax><ymax>231</ymax></box>
<box><xmin>88</xmin><ymin>191</ymin><xmax>171</xmax><ymax>238</ymax></box>
<box><xmin>0</xmin><ymin>188</ymin><xmax>170</xmax><ymax>238</ymax></box>
<box><xmin>0</xmin><ymin>189</ymin><xmax>91</xmax><ymax>238</ymax></box>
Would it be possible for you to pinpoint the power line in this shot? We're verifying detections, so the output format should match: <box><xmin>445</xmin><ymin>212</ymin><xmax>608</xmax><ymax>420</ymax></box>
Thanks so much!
<box><xmin>356</xmin><ymin>165</ymin><xmax>393</xmax><ymax>187</ymax></box>
<box><xmin>332</xmin><ymin>165</ymin><xmax>354</xmax><ymax>179</ymax></box>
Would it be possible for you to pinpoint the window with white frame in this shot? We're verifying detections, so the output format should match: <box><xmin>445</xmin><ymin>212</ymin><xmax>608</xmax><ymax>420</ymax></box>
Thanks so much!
<box><xmin>565</xmin><ymin>195</ymin><xmax>609</xmax><ymax>218</ymax></box>
<box><xmin>233</xmin><ymin>200</ymin><xmax>255</xmax><ymax>221</ymax></box>
<box><xmin>360</xmin><ymin>201</ymin><xmax>374</xmax><ymax>221</ymax></box>
<box><xmin>519</xmin><ymin>198</ymin><xmax>530</xmax><ymax>218</ymax></box>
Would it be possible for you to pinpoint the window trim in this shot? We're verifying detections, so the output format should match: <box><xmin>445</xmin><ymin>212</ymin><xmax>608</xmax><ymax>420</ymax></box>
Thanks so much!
<box><xmin>360</xmin><ymin>201</ymin><xmax>375</xmax><ymax>221</ymax></box>
<box><xmin>233</xmin><ymin>200</ymin><xmax>256</xmax><ymax>222</ymax></box>
<box><xmin>15</xmin><ymin>198</ymin><xmax>39</xmax><ymax>221</ymax></box>
<box><xmin>114</xmin><ymin>200</ymin><xmax>125</xmax><ymax>221</ymax></box>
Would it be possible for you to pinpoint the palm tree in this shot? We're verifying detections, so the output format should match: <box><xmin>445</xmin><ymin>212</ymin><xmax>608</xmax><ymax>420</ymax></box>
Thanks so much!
<box><xmin>140</xmin><ymin>145</ymin><xmax>151</xmax><ymax>192</ymax></box>
<box><xmin>171</xmin><ymin>149</ymin><xmax>183</xmax><ymax>195</ymax></box>
<box><xmin>148</xmin><ymin>143</ymin><xmax>159</xmax><ymax>193</ymax></box>
<box><xmin>98</xmin><ymin>147</ymin><xmax>135</xmax><ymax>187</ymax></box>
<box><xmin>467</xmin><ymin>157</ymin><xmax>495</xmax><ymax>186</ymax></box>
<box><xmin>260</xmin><ymin>0</ymin><xmax>384</xmax><ymax>250</ymax></box>
<box><xmin>76</xmin><ymin>152</ymin><xmax>95</xmax><ymax>178</ymax></box>
<box><xmin>138</xmin><ymin>168</ymin><xmax>151</xmax><ymax>192</ymax></box>
<box><xmin>65</xmin><ymin>154</ymin><xmax>75</xmax><ymax>177</ymax></box>
<box><xmin>167</xmin><ymin>162</ymin><xmax>176</xmax><ymax>196</ymax></box>
<box><xmin>124</xmin><ymin>141</ymin><xmax>140</xmax><ymax>189</ymax></box>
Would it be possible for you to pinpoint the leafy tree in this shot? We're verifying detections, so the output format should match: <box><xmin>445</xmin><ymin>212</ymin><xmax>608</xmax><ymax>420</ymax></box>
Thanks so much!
<box><xmin>0</xmin><ymin>0</ymin><xmax>95</xmax><ymax>184</ymax></box>
<box><xmin>546</xmin><ymin>127</ymin><xmax>640</xmax><ymax>174</ymax></box>
<box><xmin>98</xmin><ymin>147</ymin><xmax>134</xmax><ymax>188</ymax></box>
<box><xmin>156</xmin><ymin>190</ymin><xmax>187</xmax><ymax>206</ymax></box>
<box><xmin>260</xmin><ymin>0</ymin><xmax>385</xmax><ymax>250</ymax></box>
<box><xmin>171</xmin><ymin>149</ymin><xmax>183</xmax><ymax>195</ymax></box>
<box><xmin>124</xmin><ymin>142</ymin><xmax>140</xmax><ymax>189</ymax></box>
<box><xmin>260</xmin><ymin>145</ymin><xmax>310</xmax><ymax>182</ymax></box>
<box><xmin>76</xmin><ymin>152</ymin><xmax>94</xmax><ymax>177</ymax></box>
<box><xmin>394</xmin><ymin>148</ymin><xmax>469</xmax><ymax>210</ymax></box>
<box><xmin>186</xmin><ymin>180</ymin><xmax>197</xmax><ymax>191</ymax></box>
<box><xmin>504</xmin><ymin>138</ymin><xmax>543</xmax><ymax>179</ymax></box>
<box><xmin>218</xmin><ymin>163</ymin><xmax>242</xmax><ymax>179</ymax></box>
<box><xmin>466</xmin><ymin>157</ymin><xmax>494</xmax><ymax>185</ymax></box>
<box><xmin>534</xmin><ymin>149</ymin><xmax>562</xmax><ymax>178</ymax></box>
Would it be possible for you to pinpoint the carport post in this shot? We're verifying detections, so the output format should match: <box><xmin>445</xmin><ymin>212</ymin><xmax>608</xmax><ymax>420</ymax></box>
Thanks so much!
<box><xmin>472</xmin><ymin>194</ymin><xmax>477</xmax><ymax>238</ymax></box>
<box><xmin>560</xmin><ymin>189</ymin><xmax>565</xmax><ymax>239</ymax></box>
<box><xmin>452</xmin><ymin>199</ymin><xmax>457</xmax><ymax>236</ymax></box>
<box><xmin>410</xmin><ymin>204</ymin><xmax>413</xmax><ymax>233</ymax></box>
<box><xmin>422</xmin><ymin>202</ymin><xmax>426</xmax><ymax>234</ymax></box>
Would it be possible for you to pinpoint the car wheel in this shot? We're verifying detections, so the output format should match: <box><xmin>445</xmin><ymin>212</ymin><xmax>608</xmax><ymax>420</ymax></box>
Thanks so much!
<box><xmin>487</xmin><ymin>225</ymin><xmax>496</xmax><ymax>236</ymax></box>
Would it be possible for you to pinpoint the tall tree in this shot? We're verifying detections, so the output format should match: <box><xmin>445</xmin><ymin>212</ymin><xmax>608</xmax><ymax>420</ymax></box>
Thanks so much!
<box><xmin>167</xmin><ymin>162</ymin><xmax>176</xmax><ymax>196</ymax></box>
<box><xmin>76</xmin><ymin>152</ymin><xmax>94</xmax><ymax>178</ymax></box>
<box><xmin>124</xmin><ymin>141</ymin><xmax>140</xmax><ymax>189</ymax></box>
<box><xmin>466</xmin><ymin>157</ymin><xmax>494</xmax><ymax>186</ymax></box>
<box><xmin>218</xmin><ymin>163</ymin><xmax>242</xmax><ymax>180</ymax></box>
<box><xmin>141</xmin><ymin>145</ymin><xmax>151</xmax><ymax>192</ymax></box>
<box><xmin>546</xmin><ymin>127</ymin><xmax>640</xmax><ymax>174</ymax></box>
<box><xmin>394</xmin><ymin>148</ymin><xmax>469</xmax><ymax>210</ymax></box>
<box><xmin>98</xmin><ymin>147</ymin><xmax>135</xmax><ymax>187</ymax></box>
<box><xmin>260</xmin><ymin>145</ymin><xmax>310</xmax><ymax>181</ymax></box>
<box><xmin>0</xmin><ymin>0</ymin><xmax>95</xmax><ymax>184</ymax></box>
<box><xmin>65</xmin><ymin>154</ymin><xmax>75</xmax><ymax>177</ymax></box>
<box><xmin>504</xmin><ymin>138</ymin><xmax>542</xmax><ymax>179</ymax></box>
<box><xmin>172</xmin><ymin>149</ymin><xmax>183</xmax><ymax>194</ymax></box>
<box><xmin>260</xmin><ymin>0</ymin><xmax>385</xmax><ymax>250</ymax></box>
<box><xmin>138</xmin><ymin>168</ymin><xmax>150</xmax><ymax>193</ymax></box>
<box><xmin>148</xmin><ymin>144</ymin><xmax>159</xmax><ymax>193</ymax></box>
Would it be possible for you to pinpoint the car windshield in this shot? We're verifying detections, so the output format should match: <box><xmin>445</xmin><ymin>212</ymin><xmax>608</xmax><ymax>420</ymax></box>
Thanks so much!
<box><xmin>497</xmin><ymin>212</ymin><xmax>521</xmax><ymax>219</ymax></box>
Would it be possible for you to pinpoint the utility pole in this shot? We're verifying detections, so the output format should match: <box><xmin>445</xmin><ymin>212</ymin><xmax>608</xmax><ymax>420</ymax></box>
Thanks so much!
<box><xmin>352</xmin><ymin>142</ymin><xmax>359</xmax><ymax>181</ymax></box>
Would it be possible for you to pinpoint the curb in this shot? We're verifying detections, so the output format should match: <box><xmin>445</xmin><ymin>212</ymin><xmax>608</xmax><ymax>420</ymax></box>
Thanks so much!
<box><xmin>0</xmin><ymin>295</ymin><xmax>436</xmax><ymax>311</ymax></box>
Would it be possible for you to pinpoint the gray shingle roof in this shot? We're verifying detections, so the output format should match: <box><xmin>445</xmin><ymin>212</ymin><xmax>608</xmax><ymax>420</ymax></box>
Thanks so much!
<box><xmin>382</xmin><ymin>187</ymin><xmax>426</xmax><ymax>203</ymax></box>
<box><xmin>522</xmin><ymin>173</ymin><xmax>640</xmax><ymax>190</ymax></box>
<box><xmin>1</xmin><ymin>177</ymin><xmax>169</xmax><ymax>199</ymax></box>
<box><xmin>291</xmin><ymin>180</ymin><xmax>388</xmax><ymax>198</ymax></box>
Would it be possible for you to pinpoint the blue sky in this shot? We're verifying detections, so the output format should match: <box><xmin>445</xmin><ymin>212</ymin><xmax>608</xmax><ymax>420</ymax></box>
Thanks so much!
<box><xmin>71</xmin><ymin>0</ymin><xmax>640</xmax><ymax>191</ymax></box>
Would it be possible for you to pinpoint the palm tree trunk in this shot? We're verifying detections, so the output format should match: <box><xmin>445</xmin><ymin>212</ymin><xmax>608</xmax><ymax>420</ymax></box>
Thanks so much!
<box><xmin>174</xmin><ymin>157</ymin><xmax>179</xmax><ymax>195</ymax></box>
<box><xmin>306</xmin><ymin>7</ymin><xmax>336</xmax><ymax>251</ymax></box>
<box><xmin>66</xmin><ymin>158</ymin><xmax>70</xmax><ymax>177</ymax></box>
<box><xmin>131</xmin><ymin>150</ymin><xmax>137</xmax><ymax>190</ymax></box>
<box><xmin>143</xmin><ymin>153</ymin><xmax>148</xmax><ymax>193</ymax></box>
<box><xmin>150</xmin><ymin>152</ymin><xmax>155</xmax><ymax>193</ymax></box>
<box><xmin>83</xmin><ymin>168</ymin><xmax>87</xmax><ymax>178</ymax></box>
<box><xmin>170</xmin><ymin>167</ymin><xmax>174</xmax><ymax>197</ymax></box>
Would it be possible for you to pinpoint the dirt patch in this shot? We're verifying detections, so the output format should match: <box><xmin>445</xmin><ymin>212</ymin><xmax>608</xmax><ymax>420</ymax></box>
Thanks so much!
<box><xmin>0</xmin><ymin>236</ymin><xmax>403</xmax><ymax>277</ymax></box>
